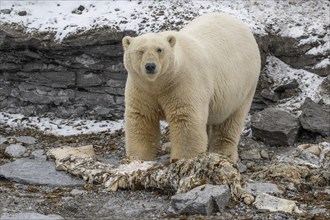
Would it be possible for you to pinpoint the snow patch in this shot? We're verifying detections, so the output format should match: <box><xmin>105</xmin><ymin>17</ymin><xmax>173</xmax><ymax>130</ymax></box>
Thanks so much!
<box><xmin>307</xmin><ymin>41</ymin><xmax>330</xmax><ymax>55</ymax></box>
<box><xmin>1</xmin><ymin>1</ymin><xmax>328</xmax><ymax>42</ymax></box>
<box><xmin>265</xmin><ymin>56</ymin><xmax>327</xmax><ymax>114</ymax></box>
<box><xmin>314</xmin><ymin>58</ymin><xmax>330</xmax><ymax>69</ymax></box>
<box><xmin>0</xmin><ymin>112</ymin><xmax>124</xmax><ymax>136</ymax></box>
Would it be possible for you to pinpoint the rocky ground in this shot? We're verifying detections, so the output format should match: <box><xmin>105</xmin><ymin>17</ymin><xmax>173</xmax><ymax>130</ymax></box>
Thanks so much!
<box><xmin>0</xmin><ymin>118</ymin><xmax>329</xmax><ymax>219</ymax></box>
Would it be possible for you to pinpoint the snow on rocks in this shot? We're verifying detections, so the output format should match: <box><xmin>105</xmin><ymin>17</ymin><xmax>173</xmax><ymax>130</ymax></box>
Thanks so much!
<box><xmin>264</xmin><ymin>56</ymin><xmax>327</xmax><ymax>114</ymax></box>
<box><xmin>0</xmin><ymin>112</ymin><xmax>124</xmax><ymax>136</ymax></box>
<box><xmin>0</xmin><ymin>212</ymin><xmax>64</xmax><ymax>220</ymax></box>
<box><xmin>0</xmin><ymin>1</ymin><xmax>328</xmax><ymax>42</ymax></box>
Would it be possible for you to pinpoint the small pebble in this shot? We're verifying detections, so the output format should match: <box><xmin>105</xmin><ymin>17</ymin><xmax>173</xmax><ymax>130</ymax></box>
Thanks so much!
<box><xmin>70</xmin><ymin>189</ymin><xmax>87</xmax><ymax>196</ymax></box>
<box><xmin>260</xmin><ymin>149</ymin><xmax>269</xmax><ymax>159</ymax></box>
<box><xmin>78</xmin><ymin>5</ymin><xmax>85</xmax><ymax>11</ymax></box>
<box><xmin>18</xmin><ymin>11</ymin><xmax>27</xmax><ymax>16</ymax></box>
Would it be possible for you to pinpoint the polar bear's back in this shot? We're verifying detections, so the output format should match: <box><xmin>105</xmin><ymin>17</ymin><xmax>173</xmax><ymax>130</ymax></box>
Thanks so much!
<box><xmin>181</xmin><ymin>13</ymin><xmax>255</xmax><ymax>46</ymax></box>
<box><xmin>180</xmin><ymin>13</ymin><xmax>259</xmax><ymax>66</ymax></box>
<box><xmin>180</xmin><ymin>13</ymin><xmax>261</xmax><ymax>123</ymax></box>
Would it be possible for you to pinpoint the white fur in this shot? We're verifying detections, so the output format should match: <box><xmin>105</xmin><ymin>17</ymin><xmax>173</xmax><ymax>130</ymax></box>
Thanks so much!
<box><xmin>122</xmin><ymin>13</ymin><xmax>261</xmax><ymax>162</ymax></box>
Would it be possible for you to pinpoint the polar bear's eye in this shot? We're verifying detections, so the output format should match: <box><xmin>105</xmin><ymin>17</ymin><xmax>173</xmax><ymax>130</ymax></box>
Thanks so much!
<box><xmin>156</xmin><ymin>48</ymin><xmax>162</xmax><ymax>53</ymax></box>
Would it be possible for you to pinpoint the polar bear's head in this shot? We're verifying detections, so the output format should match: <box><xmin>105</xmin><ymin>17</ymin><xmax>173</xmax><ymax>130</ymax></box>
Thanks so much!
<box><xmin>122</xmin><ymin>33</ymin><xmax>176</xmax><ymax>82</ymax></box>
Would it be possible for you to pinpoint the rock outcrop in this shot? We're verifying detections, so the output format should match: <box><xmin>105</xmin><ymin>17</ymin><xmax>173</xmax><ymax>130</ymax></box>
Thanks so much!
<box><xmin>0</xmin><ymin>26</ymin><xmax>135</xmax><ymax>119</ymax></box>
<box><xmin>0</xmin><ymin>22</ymin><xmax>328</xmax><ymax>119</ymax></box>
<box><xmin>251</xmin><ymin>108</ymin><xmax>300</xmax><ymax>146</ymax></box>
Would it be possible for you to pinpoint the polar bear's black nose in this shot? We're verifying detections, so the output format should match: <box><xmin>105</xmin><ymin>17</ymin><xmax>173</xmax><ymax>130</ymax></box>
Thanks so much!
<box><xmin>145</xmin><ymin>63</ymin><xmax>156</xmax><ymax>74</ymax></box>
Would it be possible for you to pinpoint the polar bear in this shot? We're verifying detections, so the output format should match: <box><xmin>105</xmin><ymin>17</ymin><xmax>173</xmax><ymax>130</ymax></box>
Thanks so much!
<box><xmin>122</xmin><ymin>13</ymin><xmax>260</xmax><ymax>162</ymax></box>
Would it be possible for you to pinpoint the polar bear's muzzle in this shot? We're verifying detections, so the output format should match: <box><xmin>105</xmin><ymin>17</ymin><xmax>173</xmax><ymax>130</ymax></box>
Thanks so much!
<box><xmin>145</xmin><ymin>62</ymin><xmax>157</xmax><ymax>74</ymax></box>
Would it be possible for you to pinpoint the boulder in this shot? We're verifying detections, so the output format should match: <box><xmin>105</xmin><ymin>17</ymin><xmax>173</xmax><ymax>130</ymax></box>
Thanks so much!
<box><xmin>4</xmin><ymin>144</ymin><xmax>27</xmax><ymax>157</ymax></box>
<box><xmin>299</xmin><ymin>98</ymin><xmax>330</xmax><ymax>136</ymax></box>
<box><xmin>253</xmin><ymin>193</ymin><xmax>302</xmax><ymax>214</ymax></box>
<box><xmin>0</xmin><ymin>158</ymin><xmax>84</xmax><ymax>186</ymax></box>
<box><xmin>169</xmin><ymin>184</ymin><xmax>230</xmax><ymax>216</ymax></box>
<box><xmin>251</xmin><ymin>108</ymin><xmax>300</xmax><ymax>146</ymax></box>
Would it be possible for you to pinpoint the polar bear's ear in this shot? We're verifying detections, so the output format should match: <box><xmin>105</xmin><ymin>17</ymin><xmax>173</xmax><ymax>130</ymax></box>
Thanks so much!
<box><xmin>167</xmin><ymin>35</ymin><xmax>176</xmax><ymax>48</ymax></box>
<box><xmin>122</xmin><ymin>36</ymin><xmax>133</xmax><ymax>50</ymax></box>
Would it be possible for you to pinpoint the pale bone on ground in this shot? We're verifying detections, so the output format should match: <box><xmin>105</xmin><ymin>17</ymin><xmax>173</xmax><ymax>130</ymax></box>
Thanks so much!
<box><xmin>47</xmin><ymin>146</ymin><xmax>253</xmax><ymax>203</ymax></box>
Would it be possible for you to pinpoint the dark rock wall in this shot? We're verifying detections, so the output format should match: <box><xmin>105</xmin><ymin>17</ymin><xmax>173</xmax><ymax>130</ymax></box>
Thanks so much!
<box><xmin>0</xmin><ymin>25</ymin><xmax>328</xmax><ymax>119</ymax></box>
<box><xmin>0</xmin><ymin>27</ymin><xmax>135</xmax><ymax>119</ymax></box>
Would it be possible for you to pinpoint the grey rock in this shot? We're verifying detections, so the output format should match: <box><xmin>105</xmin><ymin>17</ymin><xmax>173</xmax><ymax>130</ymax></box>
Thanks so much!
<box><xmin>238</xmin><ymin>161</ymin><xmax>247</xmax><ymax>173</ymax></box>
<box><xmin>77</xmin><ymin>72</ymin><xmax>103</xmax><ymax>87</ymax></box>
<box><xmin>4</xmin><ymin>144</ymin><xmax>27</xmax><ymax>157</ymax></box>
<box><xmin>94</xmin><ymin>106</ymin><xmax>111</xmax><ymax>115</ymax></box>
<box><xmin>17</xmin><ymin>71</ymin><xmax>76</xmax><ymax>88</ymax></box>
<box><xmin>56</xmin><ymin>105</ymin><xmax>86</xmax><ymax>118</ymax></box>
<box><xmin>76</xmin><ymin>91</ymin><xmax>115</xmax><ymax>107</ymax></box>
<box><xmin>240</xmin><ymin>149</ymin><xmax>261</xmax><ymax>160</ymax></box>
<box><xmin>246</xmin><ymin>162</ymin><xmax>256</xmax><ymax>169</ymax></box>
<box><xmin>0</xmin><ymin>212</ymin><xmax>64</xmax><ymax>220</ymax></box>
<box><xmin>267</xmin><ymin>35</ymin><xmax>329</xmax><ymax>77</ymax></box>
<box><xmin>0</xmin><ymin>19</ymin><xmax>328</xmax><ymax>120</ymax></box>
<box><xmin>253</xmin><ymin>193</ymin><xmax>301</xmax><ymax>213</ymax></box>
<box><xmin>30</xmin><ymin>149</ymin><xmax>47</xmax><ymax>160</ymax></box>
<box><xmin>78</xmin><ymin>5</ymin><xmax>85</xmax><ymax>12</ymax></box>
<box><xmin>260</xmin><ymin>88</ymin><xmax>279</xmax><ymax>102</ymax></box>
<box><xmin>251</xmin><ymin>108</ymin><xmax>300</xmax><ymax>146</ymax></box>
<box><xmin>0</xmin><ymin>158</ymin><xmax>84</xmax><ymax>186</ymax></box>
<box><xmin>0</xmin><ymin>135</ymin><xmax>6</xmax><ymax>145</ymax></box>
<box><xmin>18</xmin><ymin>11</ymin><xmax>27</xmax><ymax>16</ymax></box>
<box><xmin>0</xmin><ymin>9</ymin><xmax>12</xmax><ymax>14</ymax></box>
<box><xmin>319</xmin><ymin>75</ymin><xmax>330</xmax><ymax>102</ymax></box>
<box><xmin>245</xmin><ymin>182</ymin><xmax>281</xmax><ymax>195</ymax></box>
<box><xmin>260</xmin><ymin>149</ymin><xmax>269</xmax><ymax>159</ymax></box>
<box><xmin>0</xmin><ymin>26</ymin><xmax>127</xmax><ymax>120</ymax></box>
<box><xmin>274</xmin><ymin>79</ymin><xmax>299</xmax><ymax>92</ymax></box>
<box><xmin>96</xmin><ymin>191</ymin><xmax>167</xmax><ymax>218</ymax></box>
<box><xmin>17</xmin><ymin>83</ymin><xmax>75</xmax><ymax>105</ymax></box>
<box><xmin>70</xmin><ymin>189</ymin><xmax>87</xmax><ymax>196</ymax></box>
<box><xmin>14</xmin><ymin>136</ymin><xmax>37</xmax><ymax>145</ymax></box>
<box><xmin>299</xmin><ymin>98</ymin><xmax>330</xmax><ymax>136</ymax></box>
<box><xmin>274</xmin><ymin>80</ymin><xmax>301</xmax><ymax>100</ymax></box>
<box><xmin>169</xmin><ymin>184</ymin><xmax>230</xmax><ymax>215</ymax></box>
